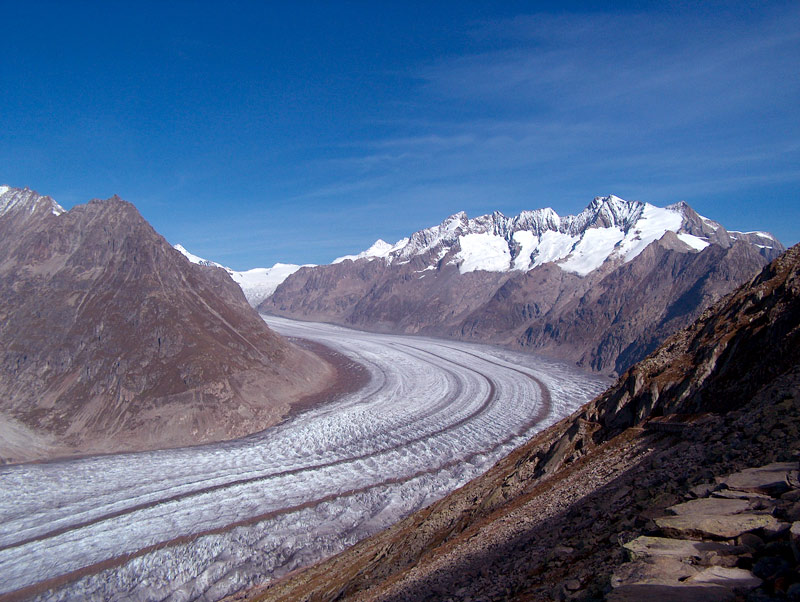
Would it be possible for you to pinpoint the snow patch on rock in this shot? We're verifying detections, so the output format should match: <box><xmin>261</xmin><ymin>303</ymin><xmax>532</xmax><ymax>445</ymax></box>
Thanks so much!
<box><xmin>677</xmin><ymin>232</ymin><xmax>711</xmax><ymax>251</ymax></box>
<box><xmin>334</xmin><ymin>238</ymin><xmax>409</xmax><ymax>264</ymax></box>
<box><xmin>456</xmin><ymin>232</ymin><xmax>512</xmax><ymax>274</ymax></box>
<box><xmin>174</xmin><ymin>244</ymin><xmax>311</xmax><ymax>306</ymax></box>
<box><xmin>560</xmin><ymin>227</ymin><xmax>625</xmax><ymax>276</ymax></box>
<box><xmin>0</xmin><ymin>186</ymin><xmax>65</xmax><ymax>218</ymax></box>
<box><xmin>618</xmin><ymin>203</ymin><xmax>683</xmax><ymax>262</ymax></box>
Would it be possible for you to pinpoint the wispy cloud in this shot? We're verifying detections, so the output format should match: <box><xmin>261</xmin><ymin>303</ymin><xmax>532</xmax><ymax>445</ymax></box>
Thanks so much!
<box><xmin>302</xmin><ymin>5</ymin><xmax>799</xmax><ymax>232</ymax></box>
<box><xmin>160</xmin><ymin>4</ymin><xmax>800</xmax><ymax>266</ymax></box>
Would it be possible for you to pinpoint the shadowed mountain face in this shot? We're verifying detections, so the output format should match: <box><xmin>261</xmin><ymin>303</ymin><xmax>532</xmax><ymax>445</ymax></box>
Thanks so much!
<box><xmin>0</xmin><ymin>188</ymin><xmax>332</xmax><ymax>463</ymax></box>
<box><xmin>262</xmin><ymin>197</ymin><xmax>783</xmax><ymax>375</ymax></box>
<box><xmin>234</xmin><ymin>245</ymin><xmax>800</xmax><ymax>602</ymax></box>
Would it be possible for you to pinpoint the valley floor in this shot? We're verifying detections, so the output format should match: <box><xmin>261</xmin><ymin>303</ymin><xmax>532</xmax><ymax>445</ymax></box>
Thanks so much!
<box><xmin>0</xmin><ymin>317</ymin><xmax>605</xmax><ymax>602</ymax></box>
<box><xmin>243</xmin><ymin>367</ymin><xmax>800</xmax><ymax>602</ymax></box>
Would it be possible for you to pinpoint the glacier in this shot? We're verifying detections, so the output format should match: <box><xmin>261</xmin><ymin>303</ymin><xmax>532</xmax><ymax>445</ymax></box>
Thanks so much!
<box><xmin>0</xmin><ymin>317</ymin><xmax>607</xmax><ymax>602</ymax></box>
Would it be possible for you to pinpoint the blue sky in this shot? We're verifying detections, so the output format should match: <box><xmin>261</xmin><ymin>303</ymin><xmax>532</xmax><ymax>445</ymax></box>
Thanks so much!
<box><xmin>1</xmin><ymin>1</ymin><xmax>798</xmax><ymax>269</ymax></box>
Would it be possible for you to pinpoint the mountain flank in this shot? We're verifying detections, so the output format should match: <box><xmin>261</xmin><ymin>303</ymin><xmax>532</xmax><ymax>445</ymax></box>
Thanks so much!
<box><xmin>231</xmin><ymin>242</ymin><xmax>800</xmax><ymax>601</ymax></box>
<box><xmin>263</xmin><ymin>196</ymin><xmax>783</xmax><ymax>375</ymax></box>
<box><xmin>0</xmin><ymin>187</ymin><xmax>334</xmax><ymax>464</ymax></box>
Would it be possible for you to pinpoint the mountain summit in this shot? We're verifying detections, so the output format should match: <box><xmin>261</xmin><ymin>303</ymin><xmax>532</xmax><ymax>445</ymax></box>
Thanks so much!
<box><xmin>329</xmin><ymin>195</ymin><xmax>778</xmax><ymax>276</ymax></box>
<box><xmin>263</xmin><ymin>196</ymin><xmax>783</xmax><ymax>374</ymax></box>
<box><xmin>0</xmin><ymin>187</ymin><xmax>333</xmax><ymax>463</ymax></box>
<box><xmin>239</xmin><ymin>241</ymin><xmax>800</xmax><ymax>602</ymax></box>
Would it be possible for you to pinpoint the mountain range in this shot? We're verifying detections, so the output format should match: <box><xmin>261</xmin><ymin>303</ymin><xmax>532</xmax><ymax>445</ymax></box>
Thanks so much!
<box><xmin>173</xmin><ymin>244</ymin><xmax>314</xmax><ymax>307</ymax></box>
<box><xmin>259</xmin><ymin>195</ymin><xmax>783</xmax><ymax>374</ymax></box>
<box><xmin>1</xmin><ymin>183</ymin><xmax>793</xmax><ymax>600</ymax></box>
<box><xmin>0</xmin><ymin>186</ymin><xmax>332</xmax><ymax>463</ymax></box>
<box><xmin>229</xmin><ymin>237</ymin><xmax>800</xmax><ymax>602</ymax></box>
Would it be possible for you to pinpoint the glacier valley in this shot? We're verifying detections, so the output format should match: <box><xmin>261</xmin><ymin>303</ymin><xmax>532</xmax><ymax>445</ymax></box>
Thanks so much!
<box><xmin>0</xmin><ymin>317</ymin><xmax>607</xmax><ymax>601</ymax></box>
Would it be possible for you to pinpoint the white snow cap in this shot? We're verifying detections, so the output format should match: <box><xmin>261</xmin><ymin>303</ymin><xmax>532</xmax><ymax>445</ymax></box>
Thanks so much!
<box><xmin>173</xmin><ymin>244</ymin><xmax>312</xmax><ymax>306</ymax></box>
<box><xmin>333</xmin><ymin>238</ymin><xmax>409</xmax><ymax>264</ymax></box>
<box><xmin>174</xmin><ymin>244</ymin><xmax>222</xmax><ymax>267</ymax></box>
<box><xmin>0</xmin><ymin>186</ymin><xmax>65</xmax><ymax>217</ymax></box>
<box><xmin>338</xmin><ymin>195</ymin><xmax>724</xmax><ymax>276</ymax></box>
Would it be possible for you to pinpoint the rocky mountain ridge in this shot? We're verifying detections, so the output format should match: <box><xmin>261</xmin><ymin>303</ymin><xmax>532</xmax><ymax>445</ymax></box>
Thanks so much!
<box><xmin>232</xmin><ymin>242</ymin><xmax>800</xmax><ymax>602</ymax></box>
<box><xmin>334</xmin><ymin>195</ymin><xmax>777</xmax><ymax>275</ymax></box>
<box><xmin>173</xmin><ymin>244</ymin><xmax>312</xmax><ymax>307</ymax></box>
<box><xmin>0</xmin><ymin>187</ymin><xmax>333</xmax><ymax>463</ymax></box>
<box><xmin>263</xmin><ymin>196</ymin><xmax>783</xmax><ymax>374</ymax></box>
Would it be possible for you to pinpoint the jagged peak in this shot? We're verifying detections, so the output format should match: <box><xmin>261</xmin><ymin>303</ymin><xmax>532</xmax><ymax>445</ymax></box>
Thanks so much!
<box><xmin>666</xmin><ymin>200</ymin><xmax>691</xmax><ymax>212</ymax></box>
<box><xmin>574</xmin><ymin>195</ymin><xmax>645</xmax><ymax>233</ymax></box>
<box><xmin>590</xmin><ymin>193</ymin><xmax>627</xmax><ymax>207</ymax></box>
<box><xmin>335</xmin><ymin>194</ymin><xmax>780</xmax><ymax>277</ymax></box>
<box><xmin>0</xmin><ymin>186</ymin><xmax>65</xmax><ymax>218</ymax></box>
<box><xmin>442</xmin><ymin>211</ymin><xmax>469</xmax><ymax>230</ymax></box>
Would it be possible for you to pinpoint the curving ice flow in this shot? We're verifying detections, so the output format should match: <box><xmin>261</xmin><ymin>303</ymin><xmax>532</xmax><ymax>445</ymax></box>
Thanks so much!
<box><xmin>0</xmin><ymin>317</ymin><xmax>608</xmax><ymax>601</ymax></box>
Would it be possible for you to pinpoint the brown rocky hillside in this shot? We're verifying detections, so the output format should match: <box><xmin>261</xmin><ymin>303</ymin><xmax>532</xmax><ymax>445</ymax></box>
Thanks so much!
<box><xmin>264</xmin><ymin>204</ymin><xmax>782</xmax><ymax>375</ymax></box>
<box><xmin>233</xmin><ymin>243</ymin><xmax>800</xmax><ymax>601</ymax></box>
<box><xmin>0</xmin><ymin>187</ymin><xmax>333</xmax><ymax>463</ymax></box>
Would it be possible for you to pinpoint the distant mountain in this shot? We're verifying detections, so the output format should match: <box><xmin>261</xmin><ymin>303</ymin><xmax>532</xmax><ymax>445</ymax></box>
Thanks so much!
<box><xmin>312</xmin><ymin>195</ymin><xmax>777</xmax><ymax>276</ymax></box>
<box><xmin>0</xmin><ymin>187</ymin><xmax>332</xmax><ymax>463</ymax></box>
<box><xmin>332</xmin><ymin>238</ymin><xmax>410</xmax><ymax>265</ymax></box>
<box><xmin>262</xmin><ymin>195</ymin><xmax>784</xmax><ymax>374</ymax></box>
<box><xmin>237</xmin><ymin>241</ymin><xmax>800</xmax><ymax>602</ymax></box>
<box><xmin>173</xmin><ymin>244</ymin><xmax>313</xmax><ymax>307</ymax></box>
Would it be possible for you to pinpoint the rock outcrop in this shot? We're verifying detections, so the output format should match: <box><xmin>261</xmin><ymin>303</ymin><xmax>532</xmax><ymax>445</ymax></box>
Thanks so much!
<box><xmin>0</xmin><ymin>187</ymin><xmax>333</xmax><ymax>463</ymax></box>
<box><xmin>610</xmin><ymin>461</ymin><xmax>799</xmax><ymax>601</ymax></box>
<box><xmin>231</xmin><ymin>243</ymin><xmax>800</xmax><ymax>601</ymax></box>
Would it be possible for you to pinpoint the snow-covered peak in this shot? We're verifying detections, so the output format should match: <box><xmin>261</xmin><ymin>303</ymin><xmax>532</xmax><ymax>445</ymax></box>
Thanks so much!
<box><xmin>730</xmin><ymin>230</ymin><xmax>776</xmax><ymax>240</ymax></box>
<box><xmin>393</xmin><ymin>212</ymin><xmax>473</xmax><ymax>262</ymax></box>
<box><xmin>727</xmin><ymin>230</ymin><xmax>781</xmax><ymax>250</ymax></box>
<box><xmin>513</xmin><ymin>207</ymin><xmax>561</xmax><ymax>235</ymax></box>
<box><xmin>174</xmin><ymin>244</ymin><xmax>223</xmax><ymax>268</ymax></box>
<box><xmin>333</xmin><ymin>238</ymin><xmax>409</xmax><ymax>264</ymax></box>
<box><xmin>173</xmin><ymin>244</ymin><xmax>312</xmax><ymax>306</ymax></box>
<box><xmin>334</xmin><ymin>195</ymin><xmax>764</xmax><ymax>277</ymax></box>
<box><xmin>564</xmin><ymin>195</ymin><xmax>645</xmax><ymax>234</ymax></box>
<box><xmin>0</xmin><ymin>186</ymin><xmax>65</xmax><ymax>218</ymax></box>
<box><xmin>226</xmin><ymin>264</ymin><xmax>312</xmax><ymax>306</ymax></box>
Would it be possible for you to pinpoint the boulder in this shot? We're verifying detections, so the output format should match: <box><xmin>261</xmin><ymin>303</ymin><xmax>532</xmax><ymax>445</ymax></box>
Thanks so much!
<box><xmin>611</xmin><ymin>557</ymin><xmax>699</xmax><ymax>587</ymax></box>
<box><xmin>686</xmin><ymin>566</ymin><xmax>761</xmax><ymax>590</ymax></box>
<box><xmin>791</xmin><ymin>522</ymin><xmax>800</xmax><ymax>560</ymax></box>
<box><xmin>623</xmin><ymin>536</ymin><xmax>746</xmax><ymax>563</ymax></box>
<box><xmin>607</xmin><ymin>583</ymin><xmax>735</xmax><ymax>601</ymax></box>
<box><xmin>716</xmin><ymin>463</ymin><xmax>798</xmax><ymax>496</ymax></box>
<box><xmin>712</xmin><ymin>489</ymin><xmax>774</xmax><ymax>501</ymax></box>
<box><xmin>655</xmin><ymin>513</ymin><xmax>789</xmax><ymax>540</ymax></box>
<box><xmin>666</xmin><ymin>498</ymin><xmax>752</xmax><ymax>516</ymax></box>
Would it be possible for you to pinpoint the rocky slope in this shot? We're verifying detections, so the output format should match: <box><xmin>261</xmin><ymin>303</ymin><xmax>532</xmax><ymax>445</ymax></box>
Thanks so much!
<box><xmin>173</xmin><ymin>244</ymin><xmax>313</xmax><ymax>307</ymax></box>
<box><xmin>263</xmin><ymin>196</ymin><xmax>783</xmax><ymax>374</ymax></box>
<box><xmin>231</xmin><ymin>242</ymin><xmax>800</xmax><ymax>601</ymax></box>
<box><xmin>0</xmin><ymin>187</ymin><xmax>333</xmax><ymax>463</ymax></box>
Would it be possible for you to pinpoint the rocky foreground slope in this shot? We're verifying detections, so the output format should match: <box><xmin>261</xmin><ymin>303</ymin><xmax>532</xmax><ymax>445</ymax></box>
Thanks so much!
<box><xmin>263</xmin><ymin>196</ymin><xmax>783</xmax><ymax>375</ymax></box>
<box><xmin>232</xmin><ymin>242</ymin><xmax>800</xmax><ymax>601</ymax></box>
<box><xmin>0</xmin><ymin>187</ymin><xmax>332</xmax><ymax>463</ymax></box>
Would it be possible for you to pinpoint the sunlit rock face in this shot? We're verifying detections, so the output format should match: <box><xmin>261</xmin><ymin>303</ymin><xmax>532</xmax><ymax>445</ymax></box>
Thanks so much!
<box><xmin>0</xmin><ymin>187</ymin><xmax>331</xmax><ymax>463</ymax></box>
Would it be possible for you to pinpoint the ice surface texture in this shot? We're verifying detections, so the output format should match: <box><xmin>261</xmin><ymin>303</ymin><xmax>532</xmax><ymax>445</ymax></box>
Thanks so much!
<box><xmin>0</xmin><ymin>317</ymin><xmax>606</xmax><ymax>601</ymax></box>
